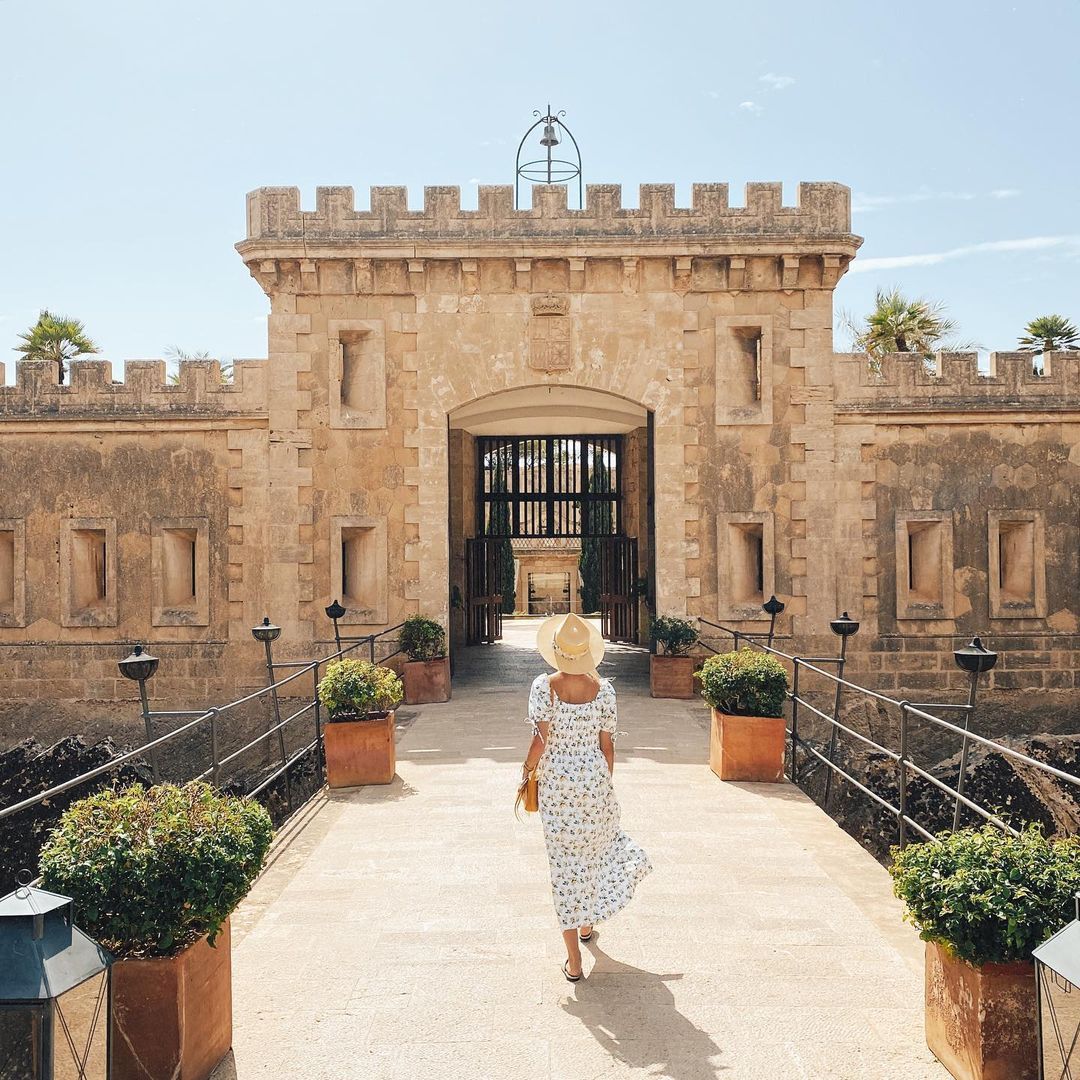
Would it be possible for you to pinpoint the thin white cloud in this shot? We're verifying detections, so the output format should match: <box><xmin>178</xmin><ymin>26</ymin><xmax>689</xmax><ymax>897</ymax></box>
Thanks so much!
<box><xmin>738</xmin><ymin>101</ymin><xmax>763</xmax><ymax>114</ymax></box>
<box><xmin>760</xmin><ymin>73</ymin><xmax>795</xmax><ymax>90</ymax></box>
<box><xmin>707</xmin><ymin>90</ymin><xmax>720</xmax><ymax>99</ymax></box>
<box><xmin>850</xmin><ymin>235</ymin><xmax>1080</xmax><ymax>274</ymax></box>
<box><xmin>990</xmin><ymin>188</ymin><xmax>1021</xmax><ymax>199</ymax></box>
<box><xmin>468</xmin><ymin>177</ymin><xmax>480</xmax><ymax>184</ymax></box>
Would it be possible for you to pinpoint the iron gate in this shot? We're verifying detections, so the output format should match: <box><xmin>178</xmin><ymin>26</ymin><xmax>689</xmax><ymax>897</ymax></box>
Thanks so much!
<box><xmin>599</xmin><ymin>536</ymin><xmax>638</xmax><ymax>644</ymax></box>
<box><xmin>465</xmin><ymin>537</ymin><xmax>505</xmax><ymax>645</ymax></box>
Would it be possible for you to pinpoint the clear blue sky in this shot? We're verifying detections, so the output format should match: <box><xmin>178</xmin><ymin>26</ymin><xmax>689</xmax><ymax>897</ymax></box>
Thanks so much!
<box><xmin>2</xmin><ymin>0</ymin><xmax>1077</xmax><ymax>374</ymax></box>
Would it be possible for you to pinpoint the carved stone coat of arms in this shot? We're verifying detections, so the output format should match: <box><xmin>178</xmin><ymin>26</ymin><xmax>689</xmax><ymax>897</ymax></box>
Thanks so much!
<box><xmin>529</xmin><ymin>293</ymin><xmax>572</xmax><ymax>373</ymax></box>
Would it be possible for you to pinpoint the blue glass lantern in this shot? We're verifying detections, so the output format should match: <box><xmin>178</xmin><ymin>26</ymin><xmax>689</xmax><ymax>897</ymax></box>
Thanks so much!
<box><xmin>0</xmin><ymin>878</ymin><xmax>111</xmax><ymax>1078</ymax></box>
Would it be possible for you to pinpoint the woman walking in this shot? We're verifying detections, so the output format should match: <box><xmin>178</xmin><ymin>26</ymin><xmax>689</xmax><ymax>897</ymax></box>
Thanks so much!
<box><xmin>520</xmin><ymin>612</ymin><xmax>652</xmax><ymax>981</ymax></box>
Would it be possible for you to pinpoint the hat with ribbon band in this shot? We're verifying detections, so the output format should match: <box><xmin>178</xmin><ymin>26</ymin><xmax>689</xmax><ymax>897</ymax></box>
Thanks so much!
<box><xmin>536</xmin><ymin>612</ymin><xmax>606</xmax><ymax>675</ymax></box>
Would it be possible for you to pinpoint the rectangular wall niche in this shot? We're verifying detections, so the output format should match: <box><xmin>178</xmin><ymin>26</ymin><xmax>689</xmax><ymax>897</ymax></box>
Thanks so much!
<box><xmin>62</xmin><ymin>518</ymin><xmax>117</xmax><ymax>627</ymax></box>
<box><xmin>329</xmin><ymin>320</ymin><xmax>386</xmax><ymax>429</ymax></box>
<box><xmin>716</xmin><ymin>512</ymin><xmax>775</xmax><ymax>621</ymax></box>
<box><xmin>715</xmin><ymin>316</ymin><xmax>774</xmax><ymax>426</ymax></box>
<box><xmin>0</xmin><ymin>520</ymin><xmax>26</xmax><ymax>627</ymax></box>
<box><xmin>152</xmin><ymin>518</ymin><xmax>210</xmax><ymax>626</ymax></box>
<box><xmin>330</xmin><ymin>517</ymin><xmax>388</xmax><ymax>625</ymax></box>
<box><xmin>989</xmin><ymin>511</ymin><xmax>1046</xmax><ymax>619</ymax></box>
<box><xmin>895</xmin><ymin>512</ymin><xmax>954</xmax><ymax>621</ymax></box>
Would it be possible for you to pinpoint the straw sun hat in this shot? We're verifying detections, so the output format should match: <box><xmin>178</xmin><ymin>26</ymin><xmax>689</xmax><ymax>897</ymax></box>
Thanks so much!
<box><xmin>536</xmin><ymin>612</ymin><xmax>606</xmax><ymax>675</ymax></box>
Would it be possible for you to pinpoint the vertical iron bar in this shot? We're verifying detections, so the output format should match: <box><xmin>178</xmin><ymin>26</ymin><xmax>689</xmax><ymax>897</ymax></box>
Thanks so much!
<box><xmin>733</xmin><ymin>631</ymin><xmax>741</xmax><ymax>652</ymax></box>
<box><xmin>368</xmin><ymin>634</ymin><xmax>376</xmax><ymax>664</ymax></box>
<box><xmin>137</xmin><ymin>677</ymin><xmax>159</xmax><ymax>782</ymax></box>
<box><xmin>767</xmin><ymin>608</ymin><xmax>778</xmax><ymax>647</ymax></box>
<box><xmin>331</xmin><ymin>613</ymin><xmax>342</xmax><ymax>655</ymax></box>
<box><xmin>898</xmin><ymin>702</ymin><xmax>910</xmax><ymax>849</ymax></box>
<box><xmin>822</xmin><ymin>633</ymin><xmax>850</xmax><ymax>808</ymax></box>
<box><xmin>952</xmin><ymin>670</ymin><xmax>982</xmax><ymax>832</ymax></box>
<box><xmin>209</xmin><ymin>708</ymin><xmax>220</xmax><ymax>787</ymax></box>
<box><xmin>263</xmin><ymin>635</ymin><xmax>292</xmax><ymax>814</ymax></box>
<box><xmin>313</xmin><ymin>660</ymin><xmax>325</xmax><ymax>783</ymax></box>
<box><xmin>790</xmin><ymin>660</ymin><xmax>801</xmax><ymax>784</ymax></box>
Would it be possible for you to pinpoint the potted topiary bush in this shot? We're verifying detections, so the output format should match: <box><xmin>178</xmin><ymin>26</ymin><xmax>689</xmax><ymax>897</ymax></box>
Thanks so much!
<box><xmin>696</xmin><ymin>648</ymin><xmax>789</xmax><ymax>782</ymax></box>
<box><xmin>38</xmin><ymin>781</ymin><xmax>272</xmax><ymax>1080</ymax></box>
<box><xmin>890</xmin><ymin>825</ymin><xmax>1080</xmax><ymax>1080</ymax></box>
<box><xmin>649</xmin><ymin>615</ymin><xmax>699</xmax><ymax>699</ymax></box>
<box><xmin>399</xmin><ymin>614</ymin><xmax>451</xmax><ymax>705</ymax></box>
<box><xmin>317</xmin><ymin>658</ymin><xmax>403</xmax><ymax>787</ymax></box>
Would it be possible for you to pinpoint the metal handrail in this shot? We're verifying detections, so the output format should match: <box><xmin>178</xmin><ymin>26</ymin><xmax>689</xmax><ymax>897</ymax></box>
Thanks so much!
<box><xmin>699</xmin><ymin>616</ymin><xmax>1080</xmax><ymax>848</ymax></box>
<box><xmin>0</xmin><ymin>620</ymin><xmax>405</xmax><ymax>826</ymax></box>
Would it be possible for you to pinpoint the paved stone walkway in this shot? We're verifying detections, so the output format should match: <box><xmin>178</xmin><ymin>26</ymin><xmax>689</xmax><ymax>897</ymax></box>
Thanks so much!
<box><xmin>220</xmin><ymin>620</ymin><xmax>946</xmax><ymax>1079</ymax></box>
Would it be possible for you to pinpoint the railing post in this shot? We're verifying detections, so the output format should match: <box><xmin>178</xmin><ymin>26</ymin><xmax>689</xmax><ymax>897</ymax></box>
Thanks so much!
<box><xmin>313</xmin><ymin>660</ymin><xmax>325</xmax><ymax>782</ymax></box>
<box><xmin>208</xmin><ymin>708</ymin><xmax>220</xmax><ymax>788</ymax></box>
<box><xmin>898</xmin><ymin>701</ymin><xmax>910</xmax><ymax>849</ymax></box>
<box><xmin>951</xmin><ymin>637</ymin><xmax>998</xmax><ymax>832</ymax></box>
<box><xmin>790</xmin><ymin>660</ymin><xmax>801</xmax><ymax>785</ymax></box>
<box><xmin>733</xmin><ymin>631</ymin><xmax>741</xmax><ymax>652</ymax></box>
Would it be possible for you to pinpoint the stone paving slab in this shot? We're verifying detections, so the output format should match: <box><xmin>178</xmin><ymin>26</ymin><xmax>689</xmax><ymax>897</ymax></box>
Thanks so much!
<box><xmin>218</xmin><ymin>621</ymin><xmax>946</xmax><ymax>1079</ymax></box>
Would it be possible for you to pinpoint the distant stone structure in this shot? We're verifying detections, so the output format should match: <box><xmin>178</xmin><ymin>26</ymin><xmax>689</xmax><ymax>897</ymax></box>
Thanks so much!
<box><xmin>0</xmin><ymin>180</ymin><xmax>1076</xmax><ymax>741</ymax></box>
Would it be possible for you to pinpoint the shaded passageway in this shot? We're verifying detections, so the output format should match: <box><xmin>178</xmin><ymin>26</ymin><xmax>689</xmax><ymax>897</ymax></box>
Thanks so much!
<box><xmin>220</xmin><ymin>619</ymin><xmax>946</xmax><ymax>1079</ymax></box>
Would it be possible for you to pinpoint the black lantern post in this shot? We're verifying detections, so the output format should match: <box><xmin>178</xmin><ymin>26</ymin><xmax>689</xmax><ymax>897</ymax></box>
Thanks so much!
<box><xmin>251</xmin><ymin>617</ymin><xmax>289</xmax><ymax>793</ymax></box>
<box><xmin>822</xmin><ymin>612</ymin><xmax>861</xmax><ymax>807</ymax></box>
<box><xmin>0</xmin><ymin>877</ymin><xmax>111</xmax><ymax>1079</ymax></box>
<box><xmin>325</xmin><ymin>600</ymin><xmax>346</xmax><ymax>654</ymax></box>
<box><xmin>762</xmin><ymin>595</ymin><xmax>785</xmax><ymax>647</ymax></box>
<box><xmin>951</xmin><ymin>636</ymin><xmax>999</xmax><ymax>830</ymax></box>
<box><xmin>1034</xmin><ymin>893</ymin><xmax>1080</xmax><ymax>1080</ymax></box>
<box><xmin>117</xmin><ymin>644</ymin><xmax>160</xmax><ymax>779</ymax></box>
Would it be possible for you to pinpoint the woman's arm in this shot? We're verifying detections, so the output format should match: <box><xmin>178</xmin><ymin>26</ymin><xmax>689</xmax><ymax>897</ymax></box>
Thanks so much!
<box><xmin>599</xmin><ymin>730</ymin><xmax>615</xmax><ymax>775</ymax></box>
<box><xmin>523</xmin><ymin>721</ymin><xmax>549</xmax><ymax>774</ymax></box>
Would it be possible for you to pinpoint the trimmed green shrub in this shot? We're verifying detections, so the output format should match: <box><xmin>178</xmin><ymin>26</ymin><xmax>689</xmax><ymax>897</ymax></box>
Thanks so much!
<box><xmin>650</xmin><ymin>616</ymin><xmax>698</xmax><ymax>657</ymax></box>
<box><xmin>399</xmin><ymin>615</ymin><xmax>446</xmax><ymax>661</ymax></box>
<box><xmin>317</xmin><ymin>658</ymin><xmax>403</xmax><ymax>720</ymax></box>
<box><xmin>695</xmin><ymin>648</ymin><xmax>788</xmax><ymax>717</ymax></box>
<box><xmin>889</xmin><ymin>825</ymin><xmax>1080</xmax><ymax>966</ymax></box>
<box><xmin>39</xmin><ymin>781</ymin><xmax>272</xmax><ymax>959</ymax></box>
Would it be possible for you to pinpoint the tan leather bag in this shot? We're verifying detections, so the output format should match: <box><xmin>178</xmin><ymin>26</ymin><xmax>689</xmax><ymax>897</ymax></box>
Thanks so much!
<box><xmin>516</xmin><ymin>768</ymin><xmax>539</xmax><ymax>815</ymax></box>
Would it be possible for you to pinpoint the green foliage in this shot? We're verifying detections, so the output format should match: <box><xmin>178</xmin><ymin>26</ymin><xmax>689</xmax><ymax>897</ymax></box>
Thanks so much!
<box><xmin>317</xmin><ymin>658</ymin><xmax>403</xmax><ymax>719</ymax></box>
<box><xmin>889</xmin><ymin>825</ymin><xmax>1080</xmax><ymax>966</ymax></box>
<box><xmin>695</xmin><ymin>648</ymin><xmax>788</xmax><ymax>717</ymax></box>
<box><xmin>578</xmin><ymin>446</ymin><xmax>614</xmax><ymax>613</ymax></box>
<box><xmin>485</xmin><ymin>446</ymin><xmax>516</xmax><ymax>613</ymax></box>
<box><xmin>15</xmin><ymin>309</ymin><xmax>99</xmax><ymax>385</ymax></box>
<box><xmin>399</xmin><ymin>615</ymin><xmax>446</xmax><ymax>661</ymax></box>
<box><xmin>38</xmin><ymin>781</ymin><xmax>272</xmax><ymax>959</ymax></box>
<box><xmin>845</xmin><ymin>287</ymin><xmax>974</xmax><ymax>366</ymax></box>
<box><xmin>1018</xmin><ymin>315</ymin><xmax>1079</xmax><ymax>355</ymax></box>
<box><xmin>164</xmin><ymin>345</ymin><xmax>234</xmax><ymax>384</ymax></box>
<box><xmin>650</xmin><ymin>615</ymin><xmax>699</xmax><ymax>656</ymax></box>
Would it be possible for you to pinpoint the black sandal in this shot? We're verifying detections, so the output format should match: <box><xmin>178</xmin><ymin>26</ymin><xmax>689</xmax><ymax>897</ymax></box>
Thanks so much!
<box><xmin>563</xmin><ymin>961</ymin><xmax>582</xmax><ymax>982</ymax></box>
<box><xmin>579</xmin><ymin>929</ymin><xmax>594</xmax><ymax>943</ymax></box>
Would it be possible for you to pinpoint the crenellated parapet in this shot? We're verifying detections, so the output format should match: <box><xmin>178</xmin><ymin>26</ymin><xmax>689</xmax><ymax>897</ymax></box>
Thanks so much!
<box><xmin>0</xmin><ymin>359</ymin><xmax>267</xmax><ymax>419</ymax></box>
<box><xmin>834</xmin><ymin>351</ymin><xmax>1080</xmax><ymax>412</ymax></box>
<box><xmin>237</xmin><ymin>182</ymin><xmax>860</xmax><ymax>261</ymax></box>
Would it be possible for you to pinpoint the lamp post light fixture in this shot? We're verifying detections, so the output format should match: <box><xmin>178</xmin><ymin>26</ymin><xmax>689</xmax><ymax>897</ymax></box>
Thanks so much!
<box><xmin>1034</xmin><ymin>893</ymin><xmax>1080</xmax><ymax>1080</ymax></box>
<box><xmin>325</xmin><ymin>600</ymin><xmax>346</xmax><ymax>654</ymax></box>
<box><xmin>117</xmin><ymin>644</ymin><xmax>161</xmax><ymax>779</ymax></box>
<box><xmin>762</xmin><ymin>595</ymin><xmax>785</xmax><ymax>647</ymax></box>
<box><xmin>0</xmin><ymin>875</ymin><xmax>112</xmax><ymax>1080</ymax></box>
<box><xmin>822</xmin><ymin>612</ymin><xmax>861</xmax><ymax>807</ymax></box>
<box><xmin>951</xmin><ymin>636</ymin><xmax>999</xmax><ymax>830</ymax></box>
<box><xmin>251</xmin><ymin>617</ymin><xmax>290</xmax><ymax>807</ymax></box>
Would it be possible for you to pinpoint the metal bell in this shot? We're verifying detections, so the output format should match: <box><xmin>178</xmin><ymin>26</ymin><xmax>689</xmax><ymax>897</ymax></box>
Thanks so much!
<box><xmin>540</xmin><ymin>123</ymin><xmax>559</xmax><ymax>147</ymax></box>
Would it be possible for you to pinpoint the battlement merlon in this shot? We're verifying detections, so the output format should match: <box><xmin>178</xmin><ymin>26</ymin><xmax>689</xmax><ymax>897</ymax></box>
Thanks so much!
<box><xmin>0</xmin><ymin>359</ymin><xmax>268</xmax><ymax>419</ymax></box>
<box><xmin>834</xmin><ymin>351</ymin><xmax>1080</xmax><ymax>411</ymax></box>
<box><xmin>236</xmin><ymin>182</ymin><xmax>862</xmax><ymax>262</ymax></box>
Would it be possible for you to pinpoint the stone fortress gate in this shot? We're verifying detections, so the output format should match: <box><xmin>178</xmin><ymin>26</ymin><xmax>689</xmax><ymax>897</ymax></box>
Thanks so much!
<box><xmin>1</xmin><ymin>180</ymin><xmax>1077</xmax><ymax>732</ymax></box>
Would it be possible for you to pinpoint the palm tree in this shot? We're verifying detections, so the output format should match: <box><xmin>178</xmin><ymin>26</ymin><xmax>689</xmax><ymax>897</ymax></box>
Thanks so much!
<box><xmin>164</xmin><ymin>345</ymin><xmax>233</xmax><ymax>384</ymax></box>
<box><xmin>1018</xmin><ymin>315</ymin><xmax>1079</xmax><ymax>355</ymax></box>
<box><xmin>14</xmin><ymin>310</ymin><xmax>99</xmax><ymax>384</ymax></box>
<box><xmin>850</xmin><ymin>288</ymin><xmax>961</xmax><ymax>359</ymax></box>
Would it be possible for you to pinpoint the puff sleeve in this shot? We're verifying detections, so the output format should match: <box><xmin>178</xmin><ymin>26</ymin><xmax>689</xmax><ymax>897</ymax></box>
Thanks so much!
<box><xmin>598</xmin><ymin>680</ymin><xmax>618</xmax><ymax>738</ymax></box>
<box><xmin>528</xmin><ymin>673</ymin><xmax>552</xmax><ymax>736</ymax></box>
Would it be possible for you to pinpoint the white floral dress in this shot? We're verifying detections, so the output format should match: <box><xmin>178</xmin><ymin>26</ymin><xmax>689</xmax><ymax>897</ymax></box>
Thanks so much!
<box><xmin>527</xmin><ymin>673</ymin><xmax>653</xmax><ymax>930</ymax></box>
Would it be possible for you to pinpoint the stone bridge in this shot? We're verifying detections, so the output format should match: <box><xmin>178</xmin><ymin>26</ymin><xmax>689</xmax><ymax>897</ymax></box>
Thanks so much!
<box><xmin>215</xmin><ymin>620</ymin><xmax>946</xmax><ymax>1079</ymax></box>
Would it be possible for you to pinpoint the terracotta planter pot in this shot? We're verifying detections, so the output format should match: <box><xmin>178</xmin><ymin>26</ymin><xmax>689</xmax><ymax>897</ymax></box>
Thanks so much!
<box><xmin>111</xmin><ymin>919</ymin><xmax>232</xmax><ymax>1080</ymax></box>
<box><xmin>650</xmin><ymin>654</ymin><xmax>696</xmax><ymax>699</ymax></box>
<box><xmin>324</xmin><ymin>710</ymin><xmax>396</xmax><ymax>787</ymax></box>
<box><xmin>924</xmin><ymin>941</ymin><xmax>1037</xmax><ymax>1080</ymax></box>
<box><xmin>403</xmin><ymin>657</ymin><xmax>451</xmax><ymax>704</ymax></box>
<box><xmin>709</xmin><ymin>707</ymin><xmax>786</xmax><ymax>782</ymax></box>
